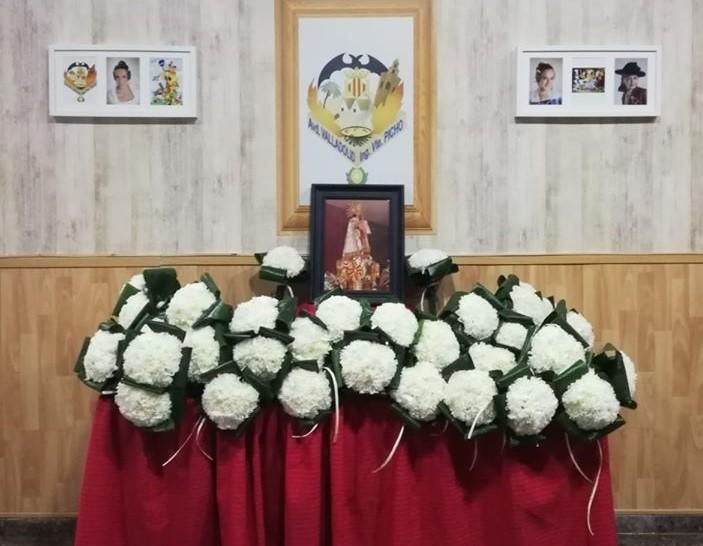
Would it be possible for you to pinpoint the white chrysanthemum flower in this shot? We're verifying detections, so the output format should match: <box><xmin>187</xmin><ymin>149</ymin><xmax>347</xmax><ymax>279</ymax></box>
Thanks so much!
<box><xmin>444</xmin><ymin>369</ymin><xmax>497</xmax><ymax>427</ymax></box>
<box><xmin>262</xmin><ymin>246</ymin><xmax>305</xmax><ymax>278</ymax></box>
<box><xmin>392</xmin><ymin>361</ymin><xmax>446</xmax><ymax>421</ymax></box>
<box><xmin>371</xmin><ymin>303</ymin><xmax>419</xmax><ymax>347</ymax></box>
<box><xmin>316</xmin><ymin>295</ymin><xmax>363</xmax><ymax>342</ymax></box>
<box><xmin>566</xmin><ymin>310</ymin><xmax>595</xmax><ymax>348</ymax></box>
<box><xmin>510</xmin><ymin>284</ymin><xmax>552</xmax><ymax>325</ymax></box>
<box><xmin>505</xmin><ymin>376</ymin><xmax>558</xmax><ymax>436</ymax></box>
<box><xmin>495</xmin><ymin>322</ymin><xmax>529</xmax><ymax>350</ymax></box>
<box><xmin>413</xmin><ymin>320</ymin><xmax>460</xmax><ymax>370</ymax></box>
<box><xmin>230</xmin><ymin>295</ymin><xmax>279</xmax><ymax>333</ymax></box>
<box><xmin>202</xmin><ymin>373</ymin><xmax>260</xmax><ymax>430</ymax></box>
<box><xmin>183</xmin><ymin>326</ymin><xmax>220</xmax><ymax>382</ymax></box>
<box><xmin>128</xmin><ymin>274</ymin><xmax>146</xmax><ymax>291</ymax></box>
<box><xmin>165</xmin><ymin>282</ymin><xmax>216</xmax><ymax>330</ymax></box>
<box><xmin>408</xmin><ymin>248</ymin><xmax>449</xmax><ymax>272</ymax></box>
<box><xmin>232</xmin><ymin>336</ymin><xmax>287</xmax><ymax>381</ymax></box>
<box><xmin>289</xmin><ymin>317</ymin><xmax>332</xmax><ymax>366</ymax></box>
<box><xmin>456</xmin><ymin>293</ymin><xmax>499</xmax><ymax>340</ymax></box>
<box><xmin>117</xmin><ymin>292</ymin><xmax>149</xmax><ymax>329</ymax></box>
<box><xmin>115</xmin><ymin>382</ymin><xmax>172</xmax><ymax>428</ymax></box>
<box><xmin>527</xmin><ymin>324</ymin><xmax>586</xmax><ymax>374</ymax></box>
<box><xmin>122</xmin><ymin>331</ymin><xmax>183</xmax><ymax>387</ymax></box>
<box><xmin>83</xmin><ymin>330</ymin><xmax>126</xmax><ymax>383</ymax></box>
<box><xmin>621</xmin><ymin>351</ymin><xmax>637</xmax><ymax>398</ymax></box>
<box><xmin>469</xmin><ymin>342</ymin><xmax>517</xmax><ymax>374</ymax></box>
<box><xmin>278</xmin><ymin>368</ymin><xmax>332</xmax><ymax>419</ymax></box>
<box><xmin>340</xmin><ymin>340</ymin><xmax>397</xmax><ymax>394</ymax></box>
<box><xmin>562</xmin><ymin>371</ymin><xmax>620</xmax><ymax>430</ymax></box>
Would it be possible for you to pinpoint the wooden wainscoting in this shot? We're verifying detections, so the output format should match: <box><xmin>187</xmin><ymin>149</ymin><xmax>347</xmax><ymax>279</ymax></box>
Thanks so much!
<box><xmin>1</xmin><ymin>255</ymin><xmax>702</xmax><ymax>514</ymax></box>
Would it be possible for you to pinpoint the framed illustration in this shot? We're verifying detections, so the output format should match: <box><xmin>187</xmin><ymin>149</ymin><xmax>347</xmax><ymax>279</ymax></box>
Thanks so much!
<box><xmin>276</xmin><ymin>0</ymin><xmax>434</xmax><ymax>233</ymax></box>
<box><xmin>309</xmin><ymin>184</ymin><xmax>404</xmax><ymax>304</ymax></box>
<box><xmin>516</xmin><ymin>46</ymin><xmax>661</xmax><ymax>117</ymax></box>
<box><xmin>49</xmin><ymin>45</ymin><xmax>197</xmax><ymax>118</ymax></box>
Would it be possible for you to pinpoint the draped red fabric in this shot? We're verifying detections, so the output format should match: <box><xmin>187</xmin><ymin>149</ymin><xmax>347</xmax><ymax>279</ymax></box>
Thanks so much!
<box><xmin>76</xmin><ymin>398</ymin><xmax>618</xmax><ymax>546</ymax></box>
<box><xmin>74</xmin><ymin>398</ymin><xmax>220</xmax><ymax>546</ymax></box>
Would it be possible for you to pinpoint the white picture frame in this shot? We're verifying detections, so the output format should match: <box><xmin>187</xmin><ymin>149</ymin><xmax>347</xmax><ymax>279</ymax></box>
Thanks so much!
<box><xmin>49</xmin><ymin>45</ymin><xmax>198</xmax><ymax>118</ymax></box>
<box><xmin>516</xmin><ymin>46</ymin><xmax>661</xmax><ymax>118</ymax></box>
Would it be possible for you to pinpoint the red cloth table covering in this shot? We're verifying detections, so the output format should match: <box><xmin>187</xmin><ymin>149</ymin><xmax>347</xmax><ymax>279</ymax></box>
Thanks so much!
<box><xmin>75</xmin><ymin>398</ymin><xmax>617</xmax><ymax>546</ymax></box>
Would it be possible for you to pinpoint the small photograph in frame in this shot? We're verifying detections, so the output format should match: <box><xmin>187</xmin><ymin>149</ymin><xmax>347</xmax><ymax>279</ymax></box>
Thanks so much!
<box><xmin>106</xmin><ymin>57</ymin><xmax>140</xmax><ymax>105</ymax></box>
<box><xmin>60</xmin><ymin>57</ymin><xmax>99</xmax><ymax>106</ymax></box>
<box><xmin>613</xmin><ymin>58</ymin><xmax>648</xmax><ymax>105</ymax></box>
<box><xmin>309</xmin><ymin>184</ymin><xmax>404</xmax><ymax>304</ymax></box>
<box><xmin>528</xmin><ymin>57</ymin><xmax>563</xmax><ymax>105</ymax></box>
<box><xmin>149</xmin><ymin>57</ymin><xmax>184</xmax><ymax>106</ymax></box>
<box><xmin>571</xmin><ymin>66</ymin><xmax>605</xmax><ymax>94</ymax></box>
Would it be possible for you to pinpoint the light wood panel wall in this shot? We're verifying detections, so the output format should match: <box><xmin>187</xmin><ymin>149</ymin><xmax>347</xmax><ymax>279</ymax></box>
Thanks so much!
<box><xmin>2</xmin><ymin>0</ymin><xmax>703</xmax><ymax>255</ymax></box>
<box><xmin>1</xmin><ymin>258</ymin><xmax>701</xmax><ymax>513</ymax></box>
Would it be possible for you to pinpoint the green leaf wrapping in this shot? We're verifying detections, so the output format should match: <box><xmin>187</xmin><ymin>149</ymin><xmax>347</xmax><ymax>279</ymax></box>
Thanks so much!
<box><xmin>439</xmin><ymin>291</ymin><xmax>469</xmax><ymax>319</ymax></box>
<box><xmin>143</xmin><ymin>267</ymin><xmax>180</xmax><ymax>305</ymax></box>
<box><xmin>299</xmin><ymin>310</ymin><xmax>329</xmax><ymax>331</ymax></box>
<box><xmin>198</xmin><ymin>360</ymin><xmax>243</xmax><ymax>383</ymax></box>
<box><xmin>192</xmin><ymin>300</ymin><xmax>234</xmax><ymax>329</ymax></box>
<box><xmin>359</xmin><ymin>299</ymin><xmax>373</xmax><ymax>328</ymax></box>
<box><xmin>390</xmin><ymin>403</ymin><xmax>423</xmax><ymax>430</ymax></box>
<box><xmin>276</xmin><ymin>296</ymin><xmax>298</xmax><ymax>332</ymax></box>
<box><xmin>199</xmin><ymin>272</ymin><xmax>221</xmax><ymax>299</ymax></box>
<box><xmin>406</xmin><ymin>256</ymin><xmax>459</xmax><ymax>286</ymax></box>
<box><xmin>314</xmin><ymin>288</ymin><xmax>344</xmax><ymax>306</ymax></box>
<box><xmin>494</xmin><ymin>274</ymin><xmax>521</xmax><ymax>303</ymax></box>
<box><xmin>540</xmin><ymin>307</ymin><xmax>591</xmax><ymax>349</ymax></box>
<box><xmin>98</xmin><ymin>318</ymin><xmax>124</xmax><ymax>334</ymax></box>
<box><xmin>259</xmin><ymin>265</ymin><xmax>290</xmax><ymax>285</ymax></box>
<box><xmin>440</xmin><ymin>354</ymin><xmax>474</xmax><ymax>381</ymax></box>
<box><xmin>145</xmin><ymin>320</ymin><xmax>187</xmax><ymax>342</ymax></box>
<box><xmin>258</xmin><ymin>327</ymin><xmax>295</xmax><ymax>345</ymax></box>
<box><xmin>556</xmin><ymin>411</ymin><xmax>626</xmax><ymax>442</ymax></box>
<box><xmin>592</xmin><ymin>346</ymin><xmax>637</xmax><ymax>409</ymax></box>
<box><xmin>111</xmin><ymin>283</ymin><xmax>140</xmax><ymax>317</ymax></box>
<box><xmin>169</xmin><ymin>347</ymin><xmax>192</xmax><ymax>424</ymax></box>
<box><xmin>551</xmin><ymin>360</ymin><xmax>590</xmax><ymax>398</ymax></box>
<box><xmin>494</xmin><ymin>364</ymin><xmax>532</xmax><ymax>393</ymax></box>
<box><xmin>74</xmin><ymin>337</ymin><xmax>104</xmax><ymax>392</ymax></box>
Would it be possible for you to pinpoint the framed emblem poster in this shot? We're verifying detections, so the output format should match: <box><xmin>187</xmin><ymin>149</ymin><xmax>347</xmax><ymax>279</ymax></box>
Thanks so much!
<box><xmin>309</xmin><ymin>184</ymin><xmax>404</xmax><ymax>303</ymax></box>
<box><xmin>276</xmin><ymin>0</ymin><xmax>433</xmax><ymax>233</ymax></box>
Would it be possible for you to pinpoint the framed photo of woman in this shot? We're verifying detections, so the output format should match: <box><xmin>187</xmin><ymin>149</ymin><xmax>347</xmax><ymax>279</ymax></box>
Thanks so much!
<box><xmin>309</xmin><ymin>184</ymin><xmax>404</xmax><ymax>303</ymax></box>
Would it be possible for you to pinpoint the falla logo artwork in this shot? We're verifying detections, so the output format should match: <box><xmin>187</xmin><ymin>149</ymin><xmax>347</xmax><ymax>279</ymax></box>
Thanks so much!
<box><xmin>306</xmin><ymin>53</ymin><xmax>405</xmax><ymax>185</ymax></box>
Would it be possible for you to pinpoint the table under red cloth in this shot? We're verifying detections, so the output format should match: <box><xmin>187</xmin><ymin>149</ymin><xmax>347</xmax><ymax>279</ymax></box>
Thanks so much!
<box><xmin>75</xmin><ymin>397</ymin><xmax>617</xmax><ymax>546</ymax></box>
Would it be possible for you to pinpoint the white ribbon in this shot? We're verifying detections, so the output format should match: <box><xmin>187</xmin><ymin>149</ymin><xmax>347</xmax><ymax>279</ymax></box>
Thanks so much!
<box><xmin>292</xmin><ymin>423</ymin><xmax>319</xmax><ymax>439</ymax></box>
<box><xmin>418</xmin><ymin>281</ymin><xmax>440</xmax><ymax>313</ymax></box>
<box><xmin>586</xmin><ymin>440</ymin><xmax>603</xmax><ymax>536</ymax></box>
<box><xmin>323</xmin><ymin>366</ymin><xmax>340</xmax><ymax>443</ymax></box>
<box><xmin>466</xmin><ymin>401</ymin><xmax>492</xmax><ymax>441</ymax></box>
<box><xmin>162</xmin><ymin>415</ymin><xmax>210</xmax><ymax>467</ymax></box>
<box><xmin>372</xmin><ymin>425</ymin><xmax>405</xmax><ymax>473</ymax></box>
<box><xmin>286</xmin><ymin>285</ymin><xmax>295</xmax><ymax>299</ymax></box>
<box><xmin>565</xmin><ymin>433</ymin><xmax>594</xmax><ymax>484</ymax></box>
<box><xmin>468</xmin><ymin>440</ymin><xmax>479</xmax><ymax>471</ymax></box>
<box><xmin>195</xmin><ymin>416</ymin><xmax>214</xmax><ymax>461</ymax></box>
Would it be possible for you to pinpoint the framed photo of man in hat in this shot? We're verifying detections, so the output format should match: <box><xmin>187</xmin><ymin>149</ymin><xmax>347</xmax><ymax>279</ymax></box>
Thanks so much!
<box><xmin>614</xmin><ymin>59</ymin><xmax>647</xmax><ymax>105</ymax></box>
<box><xmin>516</xmin><ymin>46</ymin><xmax>660</xmax><ymax>118</ymax></box>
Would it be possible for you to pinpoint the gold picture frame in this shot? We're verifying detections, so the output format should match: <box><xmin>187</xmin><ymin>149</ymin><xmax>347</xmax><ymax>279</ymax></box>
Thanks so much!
<box><xmin>276</xmin><ymin>0</ymin><xmax>434</xmax><ymax>233</ymax></box>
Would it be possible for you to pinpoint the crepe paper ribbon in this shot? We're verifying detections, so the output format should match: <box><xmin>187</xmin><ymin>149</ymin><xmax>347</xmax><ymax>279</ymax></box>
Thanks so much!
<box><xmin>372</xmin><ymin>425</ymin><xmax>405</xmax><ymax>473</ymax></box>
<box><xmin>323</xmin><ymin>366</ymin><xmax>340</xmax><ymax>444</ymax></box>
<box><xmin>162</xmin><ymin>415</ymin><xmax>213</xmax><ymax>467</ymax></box>
<box><xmin>292</xmin><ymin>423</ymin><xmax>319</xmax><ymax>439</ymax></box>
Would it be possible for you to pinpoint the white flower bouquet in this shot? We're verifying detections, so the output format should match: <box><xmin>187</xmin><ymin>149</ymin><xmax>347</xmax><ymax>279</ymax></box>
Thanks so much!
<box><xmin>495</xmin><ymin>274</ymin><xmax>555</xmax><ymax>326</ymax></box>
<box><xmin>314</xmin><ymin>291</ymin><xmax>369</xmax><ymax>343</ymax></box>
<box><xmin>114</xmin><ymin>321</ymin><xmax>192</xmax><ymax>430</ymax></box>
<box><xmin>371</xmin><ymin>302</ymin><xmax>419</xmax><ymax>348</ymax></box>
<box><xmin>256</xmin><ymin>246</ymin><xmax>309</xmax><ymax>294</ymax></box>
<box><xmin>411</xmin><ymin>319</ymin><xmax>460</xmax><ymax>371</ymax></box>
<box><xmin>112</xmin><ymin>267</ymin><xmax>181</xmax><ymax>331</ymax></box>
<box><xmin>165</xmin><ymin>273</ymin><xmax>233</xmax><ymax>331</ymax></box>
<box><xmin>440</xmin><ymin>284</ymin><xmax>503</xmax><ymax>345</ymax></box>
<box><xmin>440</xmin><ymin>367</ymin><xmax>500</xmax><ymax>438</ymax></box>
<box><xmin>74</xmin><ymin>321</ymin><xmax>127</xmax><ymax>391</ymax></box>
<box><xmin>332</xmin><ymin>331</ymin><xmax>400</xmax><ymax>396</ymax></box>
<box><xmin>405</xmin><ymin>249</ymin><xmax>458</xmax><ymax>314</ymax></box>
<box><xmin>277</xmin><ymin>361</ymin><xmax>333</xmax><ymax>425</ymax></box>
<box><xmin>390</xmin><ymin>361</ymin><xmax>446</xmax><ymax>428</ymax></box>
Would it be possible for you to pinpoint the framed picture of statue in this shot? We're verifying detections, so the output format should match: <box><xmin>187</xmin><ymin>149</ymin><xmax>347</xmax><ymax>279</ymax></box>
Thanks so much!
<box><xmin>276</xmin><ymin>0</ymin><xmax>433</xmax><ymax>233</ymax></box>
<box><xmin>309</xmin><ymin>184</ymin><xmax>404</xmax><ymax>303</ymax></box>
<box><xmin>515</xmin><ymin>46</ymin><xmax>661</xmax><ymax>118</ymax></box>
<box><xmin>48</xmin><ymin>45</ymin><xmax>198</xmax><ymax>118</ymax></box>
